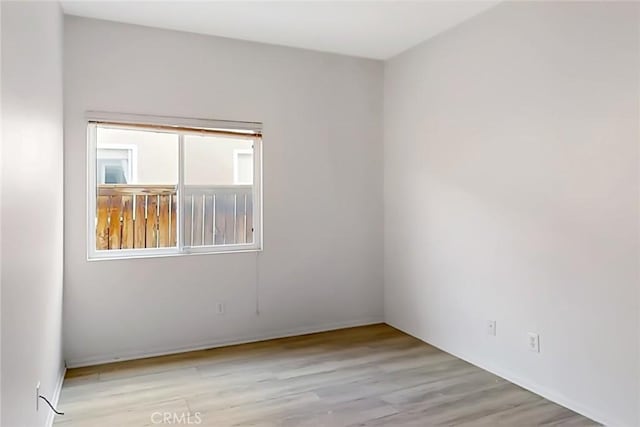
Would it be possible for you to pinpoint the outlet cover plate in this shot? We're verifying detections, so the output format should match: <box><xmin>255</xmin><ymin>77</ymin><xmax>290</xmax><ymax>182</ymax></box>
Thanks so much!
<box><xmin>487</xmin><ymin>320</ymin><xmax>496</xmax><ymax>336</ymax></box>
<box><xmin>528</xmin><ymin>332</ymin><xmax>540</xmax><ymax>352</ymax></box>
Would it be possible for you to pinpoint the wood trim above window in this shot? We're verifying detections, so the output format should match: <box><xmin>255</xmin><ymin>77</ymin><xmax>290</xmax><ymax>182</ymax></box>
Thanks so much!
<box><xmin>86</xmin><ymin>111</ymin><xmax>262</xmax><ymax>139</ymax></box>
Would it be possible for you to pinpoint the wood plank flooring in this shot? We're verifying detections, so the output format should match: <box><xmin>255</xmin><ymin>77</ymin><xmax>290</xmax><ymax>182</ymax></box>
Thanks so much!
<box><xmin>54</xmin><ymin>324</ymin><xmax>599</xmax><ymax>426</ymax></box>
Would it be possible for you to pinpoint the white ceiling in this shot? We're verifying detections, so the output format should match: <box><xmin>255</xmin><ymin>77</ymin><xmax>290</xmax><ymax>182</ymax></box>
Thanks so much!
<box><xmin>60</xmin><ymin>1</ymin><xmax>499</xmax><ymax>60</ymax></box>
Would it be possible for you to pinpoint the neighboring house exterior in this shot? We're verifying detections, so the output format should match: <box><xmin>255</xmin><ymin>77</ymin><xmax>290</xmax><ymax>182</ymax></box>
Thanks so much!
<box><xmin>97</xmin><ymin>127</ymin><xmax>253</xmax><ymax>186</ymax></box>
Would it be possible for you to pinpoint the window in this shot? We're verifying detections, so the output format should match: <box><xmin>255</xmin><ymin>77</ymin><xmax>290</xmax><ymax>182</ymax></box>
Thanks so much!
<box><xmin>87</xmin><ymin>113</ymin><xmax>262</xmax><ymax>259</ymax></box>
<box><xmin>97</xmin><ymin>145</ymin><xmax>136</xmax><ymax>184</ymax></box>
<box><xmin>233</xmin><ymin>149</ymin><xmax>253</xmax><ymax>185</ymax></box>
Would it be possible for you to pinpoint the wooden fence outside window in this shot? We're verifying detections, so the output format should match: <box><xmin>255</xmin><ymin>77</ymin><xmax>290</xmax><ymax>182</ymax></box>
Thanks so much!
<box><xmin>96</xmin><ymin>185</ymin><xmax>253</xmax><ymax>251</ymax></box>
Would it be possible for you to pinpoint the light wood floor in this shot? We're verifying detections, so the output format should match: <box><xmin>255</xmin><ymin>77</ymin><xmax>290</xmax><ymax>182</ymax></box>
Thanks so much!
<box><xmin>55</xmin><ymin>324</ymin><xmax>598</xmax><ymax>426</ymax></box>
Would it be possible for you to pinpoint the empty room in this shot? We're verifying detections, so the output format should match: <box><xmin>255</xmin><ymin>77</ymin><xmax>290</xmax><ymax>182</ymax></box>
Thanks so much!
<box><xmin>1</xmin><ymin>0</ymin><xmax>639</xmax><ymax>426</ymax></box>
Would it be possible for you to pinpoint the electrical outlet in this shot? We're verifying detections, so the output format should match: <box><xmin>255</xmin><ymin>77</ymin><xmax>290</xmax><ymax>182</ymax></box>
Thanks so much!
<box><xmin>36</xmin><ymin>381</ymin><xmax>40</xmax><ymax>411</ymax></box>
<box><xmin>487</xmin><ymin>320</ymin><xmax>496</xmax><ymax>336</ymax></box>
<box><xmin>528</xmin><ymin>332</ymin><xmax>540</xmax><ymax>352</ymax></box>
<box><xmin>216</xmin><ymin>303</ymin><xmax>225</xmax><ymax>314</ymax></box>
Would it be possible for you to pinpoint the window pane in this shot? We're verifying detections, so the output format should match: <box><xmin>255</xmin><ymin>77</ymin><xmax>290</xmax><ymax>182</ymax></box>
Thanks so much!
<box><xmin>104</xmin><ymin>163</ymin><xmax>128</xmax><ymax>184</ymax></box>
<box><xmin>235</xmin><ymin>152</ymin><xmax>253</xmax><ymax>185</ymax></box>
<box><xmin>184</xmin><ymin>135</ymin><xmax>254</xmax><ymax>247</ymax></box>
<box><xmin>95</xmin><ymin>127</ymin><xmax>178</xmax><ymax>251</ymax></box>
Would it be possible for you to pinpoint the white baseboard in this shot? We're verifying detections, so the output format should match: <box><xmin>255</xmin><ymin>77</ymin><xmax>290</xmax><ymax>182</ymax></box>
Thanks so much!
<box><xmin>46</xmin><ymin>365</ymin><xmax>67</xmax><ymax>427</ymax></box>
<box><xmin>65</xmin><ymin>317</ymin><xmax>384</xmax><ymax>368</ymax></box>
<box><xmin>386</xmin><ymin>321</ymin><xmax>622</xmax><ymax>427</ymax></box>
<box><xmin>59</xmin><ymin>319</ymin><xmax>623</xmax><ymax>425</ymax></box>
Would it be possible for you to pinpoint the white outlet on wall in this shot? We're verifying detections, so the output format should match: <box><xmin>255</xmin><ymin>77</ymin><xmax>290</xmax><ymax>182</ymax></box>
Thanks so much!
<box><xmin>216</xmin><ymin>303</ymin><xmax>225</xmax><ymax>314</ymax></box>
<box><xmin>487</xmin><ymin>320</ymin><xmax>496</xmax><ymax>336</ymax></box>
<box><xmin>36</xmin><ymin>381</ymin><xmax>40</xmax><ymax>411</ymax></box>
<box><xmin>528</xmin><ymin>332</ymin><xmax>540</xmax><ymax>352</ymax></box>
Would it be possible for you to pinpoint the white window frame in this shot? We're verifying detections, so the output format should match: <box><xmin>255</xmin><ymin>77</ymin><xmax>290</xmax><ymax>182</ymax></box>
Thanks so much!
<box><xmin>86</xmin><ymin>112</ymin><xmax>263</xmax><ymax>260</ymax></box>
<box><xmin>233</xmin><ymin>149</ymin><xmax>254</xmax><ymax>185</ymax></box>
<box><xmin>96</xmin><ymin>143</ymin><xmax>138</xmax><ymax>184</ymax></box>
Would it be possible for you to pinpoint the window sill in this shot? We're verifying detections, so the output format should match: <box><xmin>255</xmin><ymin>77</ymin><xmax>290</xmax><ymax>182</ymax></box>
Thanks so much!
<box><xmin>87</xmin><ymin>247</ymin><xmax>262</xmax><ymax>262</ymax></box>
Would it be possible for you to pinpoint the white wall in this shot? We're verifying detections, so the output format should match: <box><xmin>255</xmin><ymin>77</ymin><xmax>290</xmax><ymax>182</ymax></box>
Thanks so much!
<box><xmin>0</xmin><ymin>3</ymin><xmax>3</xmax><ymax>423</ymax></box>
<box><xmin>64</xmin><ymin>17</ymin><xmax>384</xmax><ymax>366</ymax></box>
<box><xmin>384</xmin><ymin>2</ymin><xmax>639</xmax><ymax>426</ymax></box>
<box><xmin>1</xmin><ymin>2</ymin><xmax>65</xmax><ymax>426</ymax></box>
